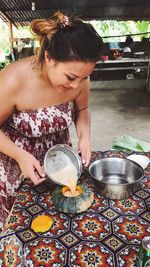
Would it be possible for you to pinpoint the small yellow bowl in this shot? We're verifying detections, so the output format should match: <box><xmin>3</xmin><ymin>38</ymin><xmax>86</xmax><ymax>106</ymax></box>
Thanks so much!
<box><xmin>31</xmin><ymin>215</ymin><xmax>53</xmax><ymax>233</ymax></box>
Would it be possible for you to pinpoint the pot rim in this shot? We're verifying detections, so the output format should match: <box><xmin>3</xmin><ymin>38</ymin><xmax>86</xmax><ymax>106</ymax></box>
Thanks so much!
<box><xmin>89</xmin><ymin>157</ymin><xmax>144</xmax><ymax>186</ymax></box>
<box><xmin>44</xmin><ymin>144</ymin><xmax>82</xmax><ymax>185</ymax></box>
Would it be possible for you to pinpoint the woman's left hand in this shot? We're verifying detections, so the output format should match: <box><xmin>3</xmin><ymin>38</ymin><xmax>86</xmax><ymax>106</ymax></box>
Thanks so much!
<box><xmin>74</xmin><ymin>77</ymin><xmax>91</xmax><ymax>167</ymax></box>
<box><xmin>78</xmin><ymin>138</ymin><xmax>91</xmax><ymax>167</ymax></box>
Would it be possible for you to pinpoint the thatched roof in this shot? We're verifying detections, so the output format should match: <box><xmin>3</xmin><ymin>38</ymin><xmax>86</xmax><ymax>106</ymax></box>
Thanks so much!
<box><xmin>0</xmin><ymin>0</ymin><xmax>150</xmax><ymax>27</ymax></box>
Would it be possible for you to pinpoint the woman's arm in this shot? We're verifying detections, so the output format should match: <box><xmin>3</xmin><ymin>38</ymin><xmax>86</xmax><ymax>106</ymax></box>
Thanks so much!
<box><xmin>0</xmin><ymin>66</ymin><xmax>45</xmax><ymax>184</ymax></box>
<box><xmin>74</xmin><ymin>77</ymin><xmax>91</xmax><ymax>166</ymax></box>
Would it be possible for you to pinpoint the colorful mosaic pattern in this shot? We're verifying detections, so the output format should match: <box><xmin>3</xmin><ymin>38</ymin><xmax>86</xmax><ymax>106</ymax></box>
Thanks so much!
<box><xmin>0</xmin><ymin>151</ymin><xmax>150</xmax><ymax>267</ymax></box>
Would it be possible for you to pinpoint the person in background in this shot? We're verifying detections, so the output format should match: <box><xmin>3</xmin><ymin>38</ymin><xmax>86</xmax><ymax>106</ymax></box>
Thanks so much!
<box><xmin>123</xmin><ymin>35</ymin><xmax>134</xmax><ymax>53</ymax></box>
<box><xmin>141</xmin><ymin>37</ymin><xmax>150</xmax><ymax>52</ymax></box>
<box><xmin>0</xmin><ymin>11</ymin><xmax>104</xmax><ymax>228</ymax></box>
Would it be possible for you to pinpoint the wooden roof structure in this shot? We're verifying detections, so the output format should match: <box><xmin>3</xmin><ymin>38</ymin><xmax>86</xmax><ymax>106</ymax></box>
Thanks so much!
<box><xmin>0</xmin><ymin>0</ymin><xmax>150</xmax><ymax>27</ymax></box>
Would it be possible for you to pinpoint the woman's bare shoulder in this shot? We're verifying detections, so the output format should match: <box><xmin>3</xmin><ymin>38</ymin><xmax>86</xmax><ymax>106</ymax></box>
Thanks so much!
<box><xmin>0</xmin><ymin>56</ymin><xmax>34</xmax><ymax>77</ymax></box>
<box><xmin>74</xmin><ymin>77</ymin><xmax>90</xmax><ymax>110</ymax></box>
<box><xmin>0</xmin><ymin>56</ymin><xmax>34</xmax><ymax>93</ymax></box>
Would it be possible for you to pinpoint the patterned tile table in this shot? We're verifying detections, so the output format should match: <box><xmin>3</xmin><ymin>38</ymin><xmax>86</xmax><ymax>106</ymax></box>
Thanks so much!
<box><xmin>0</xmin><ymin>151</ymin><xmax>150</xmax><ymax>267</ymax></box>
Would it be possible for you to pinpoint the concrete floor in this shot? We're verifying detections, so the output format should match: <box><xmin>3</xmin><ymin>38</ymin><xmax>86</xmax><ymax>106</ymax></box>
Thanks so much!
<box><xmin>70</xmin><ymin>87</ymin><xmax>150</xmax><ymax>152</ymax></box>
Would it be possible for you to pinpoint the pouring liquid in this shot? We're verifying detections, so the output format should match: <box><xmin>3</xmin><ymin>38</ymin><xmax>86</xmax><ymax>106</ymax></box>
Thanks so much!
<box><xmin>50</xmin><ymin>164</ymin><xmax>78</xmax><ymax>196</ymax></box>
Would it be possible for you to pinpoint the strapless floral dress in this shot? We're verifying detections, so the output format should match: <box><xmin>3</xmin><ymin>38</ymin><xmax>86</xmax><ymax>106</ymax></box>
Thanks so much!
<box><xmin>0</xmin><ymin>101</ymin><xmax>74</xmax><ymax>226</ymax></box>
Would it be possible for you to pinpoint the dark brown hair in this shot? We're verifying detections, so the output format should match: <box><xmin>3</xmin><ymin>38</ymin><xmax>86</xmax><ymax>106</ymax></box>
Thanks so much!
<box><xmin>30</xmin><ymin>11</ymin><xmax>104</xmax><ymax>66</ymax></box>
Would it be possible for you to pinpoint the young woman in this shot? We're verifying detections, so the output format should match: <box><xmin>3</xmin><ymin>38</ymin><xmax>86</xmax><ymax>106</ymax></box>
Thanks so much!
<box><xmin>0</xmin><ymin>12</ymin><xmax>104</xmax><ymax>227</ymax></box>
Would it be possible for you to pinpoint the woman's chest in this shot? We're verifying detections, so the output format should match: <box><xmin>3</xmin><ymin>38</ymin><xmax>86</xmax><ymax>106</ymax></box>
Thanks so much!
<box><xmin>16</xmin><ymin>80</ymin><xmax>78</xmax><ymax>111</ymax></box>
<box><xmin>6</xmin><ymin>102</ymin><xmax>75</xmax><ymax>138</ymax></box>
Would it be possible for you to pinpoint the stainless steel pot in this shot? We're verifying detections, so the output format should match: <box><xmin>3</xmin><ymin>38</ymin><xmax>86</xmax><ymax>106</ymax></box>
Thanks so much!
<box><xmin>44</xmin><ymin>144</ymin><xmax>82</xmax><ymax>185</ymax></box>
<box><xmin>89</xmin><ymin>157</ymin><xmax>144</xmax><ymax>199</ymax></box>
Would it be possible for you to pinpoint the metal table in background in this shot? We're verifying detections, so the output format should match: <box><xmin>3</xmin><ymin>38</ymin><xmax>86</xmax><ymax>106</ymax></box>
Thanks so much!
<box><xmin>0</xmin><ymin>150</ymin><xmax>150</xmax><ymax>267</ymax></box>
<box><xmin>92</xmin><ymin>58</ymin><xmax>150</xmax><ymax>91</ymax></box>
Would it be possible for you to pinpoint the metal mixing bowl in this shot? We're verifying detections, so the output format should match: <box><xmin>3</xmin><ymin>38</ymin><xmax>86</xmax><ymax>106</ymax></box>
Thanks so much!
<box><xmin>89</xmin><ymin>157</ymin><xmax>144</xmax><ymax>199</ymax></box>
<box><xmin>44</xmin><ymin>144</ymin><xmax>82</xmax><ymax>185</ymax></box>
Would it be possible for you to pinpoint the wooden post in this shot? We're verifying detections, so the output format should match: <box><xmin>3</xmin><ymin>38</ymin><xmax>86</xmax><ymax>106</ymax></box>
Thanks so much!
<box><xmin>9</xmin><ymin>21</ymin><xmax>15</xmax><ymax>61</ymax></box>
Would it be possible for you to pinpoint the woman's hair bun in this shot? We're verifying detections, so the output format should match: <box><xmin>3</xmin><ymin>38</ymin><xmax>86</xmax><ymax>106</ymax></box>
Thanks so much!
<box><xmin>30</xmin><ymin>11</ymin><xmax>70</xmax><ymax>40</ymax></box>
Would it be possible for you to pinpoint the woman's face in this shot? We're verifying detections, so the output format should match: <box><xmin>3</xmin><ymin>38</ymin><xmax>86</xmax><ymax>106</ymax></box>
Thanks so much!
<box><xmin>46</xmin><ymin>59</ymin><xmax>95</xmax><ymax>94</ymax></box>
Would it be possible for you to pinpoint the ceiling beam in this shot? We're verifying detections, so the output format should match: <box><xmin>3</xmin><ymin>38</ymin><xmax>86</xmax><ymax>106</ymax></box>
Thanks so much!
<box><xmin>0</xmin><ymin>11</ymin><xmax>18</xmax><ymax>27</ymax></box>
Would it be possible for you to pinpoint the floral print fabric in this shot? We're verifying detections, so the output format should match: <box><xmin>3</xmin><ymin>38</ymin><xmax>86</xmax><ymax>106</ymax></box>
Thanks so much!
<box><xmin>0</xmin><ymin>102</ymin><xmax>74</xmax><ymax>226</ymax></box>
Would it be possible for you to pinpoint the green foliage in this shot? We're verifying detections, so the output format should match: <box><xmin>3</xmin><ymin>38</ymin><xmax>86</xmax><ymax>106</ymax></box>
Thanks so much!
<box><xmin>136</xmin><ymin>21</ymin><xmax>150</xmax><ymax>39</ymax></box>
<box><xmin>0</xmin><ymin>19</ymin><xmax>9</xmax><ymax>52</ymax></box>
<box><xmin>0</xmin><ymin>61</ymin><xmax>6</xmax><ymax>69</ymax></box>
<box><xmin>90</xmin><ymin>20</ymin><xmax>150</xmax><ymax>42</ymax></box>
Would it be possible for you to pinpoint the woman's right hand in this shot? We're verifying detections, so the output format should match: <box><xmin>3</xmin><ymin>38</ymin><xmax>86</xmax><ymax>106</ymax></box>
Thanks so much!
<box><xmin>16</xmin><ymin>150</ymin><xmax>46</xmax><ymax>185</ymax></box>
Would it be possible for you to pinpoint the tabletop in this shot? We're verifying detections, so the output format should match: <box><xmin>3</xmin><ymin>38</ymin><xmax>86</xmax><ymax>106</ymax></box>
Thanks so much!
<box><xmin>96</xmin><ymin>58</ymin><xmax>150</xmax><ymax>64</ymax></box>
<box><xmin>0</xmin><ymin>150</ymin><xmax>150</xmax><ymax>267</ymax></box>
